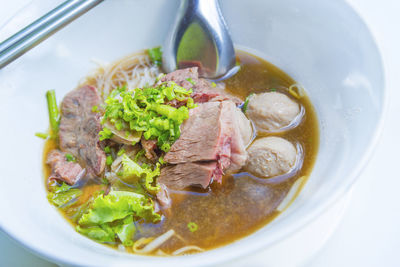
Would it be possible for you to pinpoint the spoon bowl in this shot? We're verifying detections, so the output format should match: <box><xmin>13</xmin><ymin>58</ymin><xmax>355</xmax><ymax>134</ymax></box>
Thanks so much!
<box><xmin>163</xmin><ymin>0</ymin><xmax>236</xmax><ymax>80</ymax></box>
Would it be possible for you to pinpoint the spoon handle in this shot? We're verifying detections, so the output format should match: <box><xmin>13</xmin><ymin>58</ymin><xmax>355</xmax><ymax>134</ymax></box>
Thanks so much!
<box><xmin>0</xmin><ymin>0</ymin><xmax>103</xmax><ymax>69</ymax></box>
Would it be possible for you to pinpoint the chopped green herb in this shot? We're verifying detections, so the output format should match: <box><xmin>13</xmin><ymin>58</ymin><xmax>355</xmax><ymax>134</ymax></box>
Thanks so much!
<box><xmin>211</xmin><ymin>82</ymin><xmax>217</xmax><ymax>87</ymax></box>
<box><xmin>117</xmin><ymin>148</ymin><xmax>126</xmax><ymax>157</ymax></box>
<box><xmin>242</xmin><ymin>93</ymin><xmax>254</xmax><ymax>113</ymax></box>
<box><xmin>270</xmin><ymin>88</ymin><xmax>277</xmax><ymax>92</ymax></box>
<box><xmin>101</xmin><ymin>177</ymin><xmax>109</xmax><ymax>185</ymax></box>
<box><xmin>148</xmin><ymin>46</ymin><xmax>162</xmax><ymax>66</ymax></box>
<box><xmin>187</xmin><ymin>222</ymin><xmax>198</xmax><ymax>232</ymax></box>
<box><xmin>134</xmin><ymin>149</ymin><xmax>145</xmax><ymax>161</ymax></box>
<box><xmin>158</xmin><ymin>156</ymin><xmax>166</xmax><ymax>165</ymax></box>
<box><xmin>91</xmin><ymin>105</ymin><xmax>99</xmax><ymax>112</ymax></box>
<box><xmin>106</xmin><ymin>155</ymin><xmax>113</xmax><ymax>166</ymax></box>
<box><xmin>35</xmin><ymin>132</ymin><xmax>49</xmax><ymax>139</ymax></box>
<box><xmin>65</xmin><ymin>153</ymin><xmax>76</xmax><ymax>162</ymax></box>
<box><xmin>99</xmin><ymin>127</ymin><xmax>113</xmax><ymax>141</ymax></box>
<box><xmin>101</xmin><ymin>82</ymin><xmax>194</xmax><ymax>152</ymax></box>
<box><xmin>104</xmin><ymin>146</ymin><xmax>111</xmax><ymax>154</ymax></box>
<box><xmin>186</xmin><ymin>77</ymin><xmax>196</xmax><ymax>85</ymax></box>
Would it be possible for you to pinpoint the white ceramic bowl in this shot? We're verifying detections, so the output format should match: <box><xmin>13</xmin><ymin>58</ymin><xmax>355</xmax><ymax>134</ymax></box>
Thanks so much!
<box><xmin>0</xmin><ymin>0</ymin><xmax>385</xmax><ymax>266</ymax></box>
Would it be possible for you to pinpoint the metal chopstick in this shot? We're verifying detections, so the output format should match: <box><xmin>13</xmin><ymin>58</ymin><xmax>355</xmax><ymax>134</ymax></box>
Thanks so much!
<box><xmin>0</xmin><ymin>0</ymin><xmax>103</xmax><ymax>69</ymax></box>
<box><xmin>0</xmin><ymin>0</ymin><xmax>80</xmax><ymax>52</ymax></box>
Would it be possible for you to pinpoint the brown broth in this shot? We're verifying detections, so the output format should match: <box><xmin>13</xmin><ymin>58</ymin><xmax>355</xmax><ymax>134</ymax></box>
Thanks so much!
<box><xmin>43</xmin><ymin>50</ymin><xmax>319</xmax><ymax>255</ymax></box>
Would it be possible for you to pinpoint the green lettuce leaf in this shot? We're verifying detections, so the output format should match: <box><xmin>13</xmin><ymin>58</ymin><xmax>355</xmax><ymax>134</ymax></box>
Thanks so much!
<box><xmin>78</xmin><ymin>191</ymin><xmax>160</xmax><ymax>226</ymax></box>
<box><xmin>120</xmin><ymin>154</ymin><xmax>160</xmax><ymax>194</ymax></box>
<box><xmin>77</xmin><ymin>215</ymin><xmax>136</xmax><ymax>245</ymax></box>
<box><xmin>76</xmin><ymin>224</ymin><xmax>115</xmax><ymax>243</ymax></box>
<box><xmin>113</xmin><ymin>215</ymin><xmax>136</xmax><ymax>246</ymax></box>
<box><xmin>47</xmin><ymin>183</ymin><xmax>82</xmax><ymax>207</ymax></box>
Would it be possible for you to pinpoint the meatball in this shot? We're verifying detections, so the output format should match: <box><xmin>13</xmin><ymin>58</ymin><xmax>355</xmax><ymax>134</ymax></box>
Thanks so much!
<box><xmin>235</xmin><ymin>107</ymin><xmax>253</xmax><ymax>147</ymax></box>
<box><xmin>246</xmin><ymin>92</ymin><xmax>301</xmax><ymax>132</ymax></box>
<box><xmin>246</xmin><ymin>137</ymin><xmax>297</xmax><ymax>178</ymax></box>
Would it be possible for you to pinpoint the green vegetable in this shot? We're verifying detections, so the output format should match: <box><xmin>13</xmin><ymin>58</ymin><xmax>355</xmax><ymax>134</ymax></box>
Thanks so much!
<box><xmin>187</xmin><ymin>222</ymin><xmax>198</xmax><ymax>232</ymax></box>
<box><xmin>77</xmin><ymin>215</ymin><xmax>136</xmax><ymax>245</ymax></box>
<box><xmin>92</xmin><ymin>105</ymin><xmax>99</xmax><ymax>112</ymax></box>
<box><xmin>76</xmin><ymin>224</ymin><xmax>115</xmax><ymax>243</ymax></box>
<box><xmin>120</xmin><ymin>154</ymin><xmax>160</xmax><ymax>194</ymax></box>
<box><xmin>55</xmin><ymin>182</ymin><xmax>72</xmax><ymax>193</ymax></box>
<box><xmin>101</xmin><ymin>177</ymin><xmax>110</xmax><ymax>185</ymax></box>
<box><xmin>148</xmin><ymin>46</ymin><xmax>162</xmax><ymax>66</ymax></box>
<box><xmin>158</xmin><ymin>156</ymin><xmax>166</xmax><ymax>165</ymax></box>
<box><xmin>48</xmin><ymin>183</ymin><xmax>82</xmax><ymax>207</ymax></box>
<box><xmin>242</xmin><ymin>93</ymin><xmax>254</xmax><ymax>113</ymax></box>
<box><xmin>270</xmin><ymin>88</ymin><xmax>277</xmax><ymax>92</ymax></box>
<box><xmin>134</xmin><ymin>149</ymin><xmax>145</xmax><ymax>161</ymax></box>
<box><xmin>78</xmin><ymin>190</ymin><xmax>160</xmax><ymax>226</ymax></box>
<box><xmin>101</xmin><ymin>81</ymin><xmax>194</xmax><ymax>152</ymax></box>
<box><xmin>104</xmin><ymin>146</ymin><xmax>111</xmax><ymax>153</ymax></box>
<box><xmin>186</xmin><ymin>77</ymin><xmax>196</xmax><ymax>85</ymax></box>
<box><xmin>106</xmin><ymin>155</ymin><xmax>113</xmax><ymax>166</ymax></box>
<box><xmin>65</xmin><ymin>153</ymin><xmax>76</xmax><ymax>162</ymax></box>
<box><xmin>99</xmin><ymin>127</ymin><xmax>113</xmax><ymax>141</ymax></box>
<box><xmin>46</xmin><ymin>90</ymin><xmax>60</xmax><ymax>135</ymax></box>
<box><xmin>35</xmin><ymin>132</ymin><xmax>49</xmax><ymax>139</ymax></box>
<box><xmin>211</xmin><ymin>82</ymin><xmax>217</xmax><ymax>87</ymax></box>
<box><xmin>113</xmin><ymin>215</ymin><xmax>136</xmax><ymax>246</ymax></box>
<box><xmin>117</xmin><ymin>148</ymin><xmax>126</xmax><ymax>157</ymax></box>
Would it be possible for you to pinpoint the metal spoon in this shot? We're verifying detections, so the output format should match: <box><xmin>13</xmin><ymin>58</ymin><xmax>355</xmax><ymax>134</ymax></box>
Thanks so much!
<box><xmin>0</xmin><ymin>0</ymin><xmax>237</xmax><ymax>81</ymax></box>
<box><xmin>163</xmin><ymin>0</ymin><xmax>238</xmax><ymax>81</ymax></box>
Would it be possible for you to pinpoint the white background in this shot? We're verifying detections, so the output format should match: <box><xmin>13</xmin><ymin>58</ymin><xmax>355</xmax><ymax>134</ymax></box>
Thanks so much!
<box><xmin>0</xmin><ymin>0</ymin><xmax>399</xmax><ymax>266</ymax></box>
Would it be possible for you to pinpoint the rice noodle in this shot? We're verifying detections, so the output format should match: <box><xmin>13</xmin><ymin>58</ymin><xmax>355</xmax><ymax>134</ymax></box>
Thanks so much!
<box><xmin>82</xmin><ymin>50</ymin><xmax>160</xmax><ymax>101</ymax></box>
<box><xmin>155</xmin><ymin>249</ymin><xmax>169</xmax><ymax>256</ymax></box>
<box><xmin>288</xmin><ymin>84</ymin><xmax>305</xmax><ymax>99</ymax></box>
<box><xmin>132</xmin><ymin>237</ymin><xmax>154</xmax><ymax>252</ymax></box>
<box><xmin>133</xmin><ymin>229</ymin><xmax>175</xmax><ymax>254</ymax></box>
<box><xmin>172</xmin><ymin>245</ymin><xmax>205</xmax><ymax>256</ymax></box>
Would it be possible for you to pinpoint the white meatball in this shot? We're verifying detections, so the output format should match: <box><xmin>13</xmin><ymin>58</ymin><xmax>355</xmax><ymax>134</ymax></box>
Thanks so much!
<box><xmin>235</xmin><ymin>107</ymin><xmax>253</xmax><ymax>147</ymax></box>
<box><xmin>246</xmin><ymin>137</ymin><xmax>297</xmax><ymax>178</ymax></box>
<box><xmin>246</xmin><ymin>92</ymin><xmax>300</xmax><ymax>132</ymax></box>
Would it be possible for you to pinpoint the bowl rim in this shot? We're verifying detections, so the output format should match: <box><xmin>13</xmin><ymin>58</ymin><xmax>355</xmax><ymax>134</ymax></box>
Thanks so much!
<box><xmin>0</xmin><ymin>0</ymin><xmax>388</xmax><ymax>266</ymax></box>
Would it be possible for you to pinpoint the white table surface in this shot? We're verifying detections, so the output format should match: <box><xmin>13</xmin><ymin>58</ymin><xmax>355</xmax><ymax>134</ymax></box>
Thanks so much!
<box><xmin>1</xmin><ymin>0</ymin><xmax>399</xmax><ymax>266</ymax></box>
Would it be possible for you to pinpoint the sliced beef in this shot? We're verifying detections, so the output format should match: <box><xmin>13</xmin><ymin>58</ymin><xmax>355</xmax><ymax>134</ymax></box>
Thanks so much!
<box><xmin>141</xmin><ymin>137</ymin><xmax>158</xmax><ymax>161</ymax></box>
<box><xmin>59</xmin><ymin>85</ymin><xmax>106</xmax><ymax>178</ymax></box>
<box><xmin>158</xmin><ymin>162</ymin><xmax>218</xmax><ymax>190</ymax></box>
<box><xmin>158</xmin><ymin>67</ymin><xmax>200</xmax><ymax>90</ymax></box>
<box><xmin>164</xmin><ymin>101</ymin><xmax>231</xmax><ymax>165</ymax></box>
<box><xmin>161</xmin><ymin>101</ymin><xmax>248</xmax><ymax>190</ymax></box>
<box><xmin>46</xmin><ymin>149</ymin><xmax>85</xmax><ymax>185</ymax></box>
<box><xmin>158</xmin><ymin>67</ymin><xmax>241</xmax><ymax>105</ymax></box>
